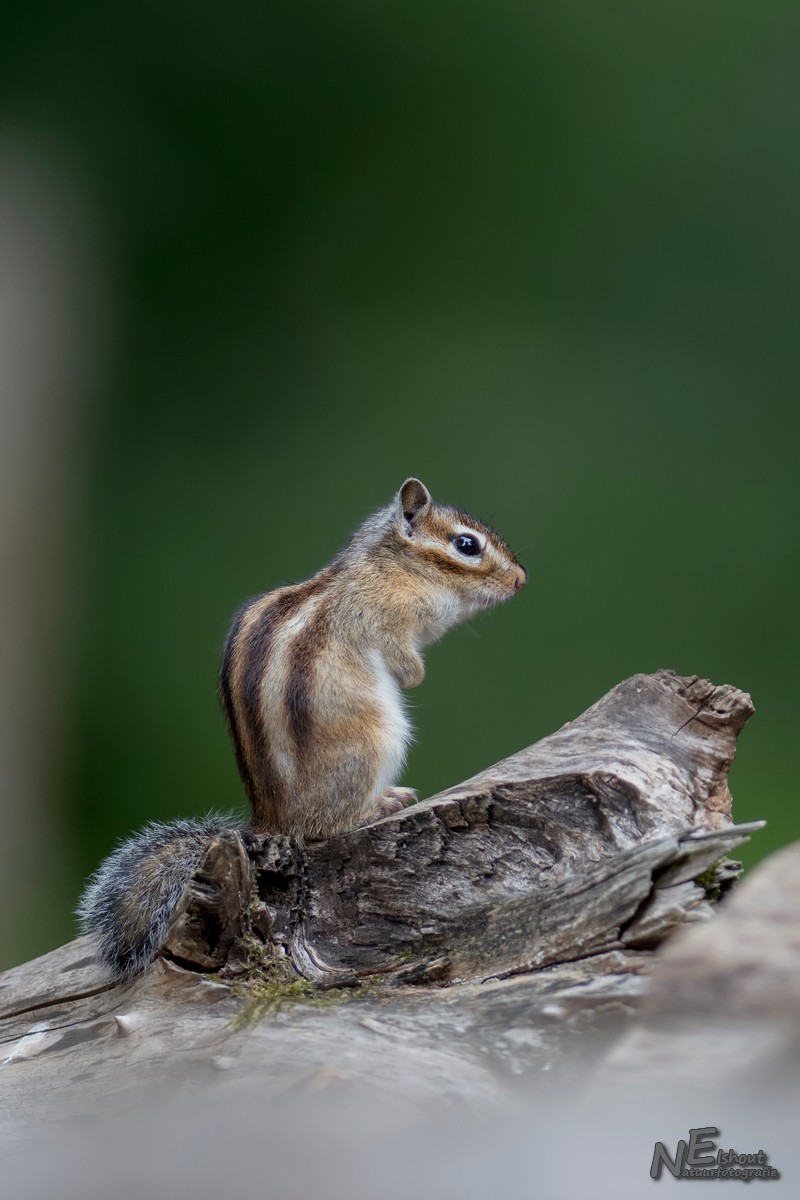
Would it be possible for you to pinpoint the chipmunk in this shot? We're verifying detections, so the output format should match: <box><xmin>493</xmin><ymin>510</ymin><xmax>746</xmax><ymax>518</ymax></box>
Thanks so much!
<box><xmin>78</xmin><ymin>478</ymin><xmax>526</xmax><ymax>977</ymax></box>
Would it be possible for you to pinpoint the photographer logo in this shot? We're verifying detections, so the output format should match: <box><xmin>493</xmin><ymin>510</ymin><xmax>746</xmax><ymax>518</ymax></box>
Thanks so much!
<box><xmin>650</xmin><ymin>1127</ymin><xmax>780</xmax><ymax>1182</ymax></box>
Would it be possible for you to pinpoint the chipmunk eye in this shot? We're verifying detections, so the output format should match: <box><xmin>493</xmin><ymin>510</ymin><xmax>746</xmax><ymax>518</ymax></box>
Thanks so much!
<box><xmin>452</xmin><ymin>534</ymin><xmax>482</xmax><ymax>557</ymax></box>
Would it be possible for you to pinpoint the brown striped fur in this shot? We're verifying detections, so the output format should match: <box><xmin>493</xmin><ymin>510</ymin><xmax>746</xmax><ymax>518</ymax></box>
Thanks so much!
<box><xmin>79</xmin><ymin>479</ymin><xmax>526</xmax><ymax>979</ymax></box>
<box><xmin>219</xmin><ymin>479</ymin><xmax>526</xmax><ymax>839</ymax></box>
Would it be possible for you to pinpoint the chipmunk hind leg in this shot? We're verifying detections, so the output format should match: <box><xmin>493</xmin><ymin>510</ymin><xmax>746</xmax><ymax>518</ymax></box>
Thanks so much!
<box><xmin>364</xmin><ymin>786</ymin><xmax>418</xmax><ymax>823</ymax></box>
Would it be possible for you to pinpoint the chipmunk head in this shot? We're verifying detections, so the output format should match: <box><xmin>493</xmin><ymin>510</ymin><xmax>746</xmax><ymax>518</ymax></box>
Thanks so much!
<box><xmin>392</xmin><ymin>478</ymin><xmax>526</xmax><ymax>631</ymax></box>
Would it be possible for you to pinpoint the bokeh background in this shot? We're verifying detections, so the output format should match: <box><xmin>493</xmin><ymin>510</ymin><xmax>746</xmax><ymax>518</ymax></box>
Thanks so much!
<box><xmin>1</xmin><ymin>1</ymin><xmax>797</xmax><ymax>971</ymax></box>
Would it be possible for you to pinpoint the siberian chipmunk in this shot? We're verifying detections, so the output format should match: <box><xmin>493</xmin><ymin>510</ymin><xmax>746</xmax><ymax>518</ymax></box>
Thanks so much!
<box><xmin>79</xmin><ymin>478</ymin><xmax>526</xmax><ymax>977</ymax></box>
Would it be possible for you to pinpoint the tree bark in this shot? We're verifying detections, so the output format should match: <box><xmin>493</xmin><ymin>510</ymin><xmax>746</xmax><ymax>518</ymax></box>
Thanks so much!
<box><xmin>0</xmin><ymin>669</ymin><xmax>767</xmax><ymax>1135</ymax></box>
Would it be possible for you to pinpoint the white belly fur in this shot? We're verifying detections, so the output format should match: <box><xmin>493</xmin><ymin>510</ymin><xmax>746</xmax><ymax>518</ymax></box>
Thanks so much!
<box><xmin>367</xmin><ymin>649</ymin><xmax>412</xmax><ymax>797</ymax></box>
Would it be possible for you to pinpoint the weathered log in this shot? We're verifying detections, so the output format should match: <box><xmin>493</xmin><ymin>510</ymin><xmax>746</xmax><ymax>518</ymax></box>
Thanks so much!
<box><xmin>161</xmin><ymin>669</ymin><xmax>756</xmax><ymax>982</ymax></box>
<box><xmin>0</xmin><ymin>670</ymin><xmax>763</xmax><ymax>1137</ymax></box>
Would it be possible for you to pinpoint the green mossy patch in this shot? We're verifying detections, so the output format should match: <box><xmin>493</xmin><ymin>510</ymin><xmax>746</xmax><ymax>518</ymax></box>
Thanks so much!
<box><xmin>696</xmin><ymin>856</ymin><xmax>742</xmax><ymax>903</ymax></box>
<box><xmin>224</xmin><ymin>945</ymin><xmax>362</xmax><ymax>1029</ymax></box>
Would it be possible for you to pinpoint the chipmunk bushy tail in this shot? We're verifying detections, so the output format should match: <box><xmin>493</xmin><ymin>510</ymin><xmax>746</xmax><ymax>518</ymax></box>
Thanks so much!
<box><xmin>77</xmin><ymin>815</ymin><xmax>236</xmax><ymax>979</ymax></box>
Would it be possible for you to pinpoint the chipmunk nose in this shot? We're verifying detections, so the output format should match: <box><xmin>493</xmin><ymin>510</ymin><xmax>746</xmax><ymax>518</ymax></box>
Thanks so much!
<box><xmin>513</xmin><ymin>565</ymin><xmax>527</xmax><ymax>592</ymax></box>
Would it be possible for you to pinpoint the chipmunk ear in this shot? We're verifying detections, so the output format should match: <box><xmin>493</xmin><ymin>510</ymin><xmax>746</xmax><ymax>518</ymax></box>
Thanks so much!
<box><xmin>398</xmin><ymin>478</ymin><xmax>432</xmax><ymax>528</ymax></box>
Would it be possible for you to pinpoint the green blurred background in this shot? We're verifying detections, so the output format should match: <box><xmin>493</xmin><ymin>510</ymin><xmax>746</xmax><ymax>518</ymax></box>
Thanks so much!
<box><xmin>1</xmin><ymin>1</ymin><xmax>797</xmax><ymax>970</ymax></box>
